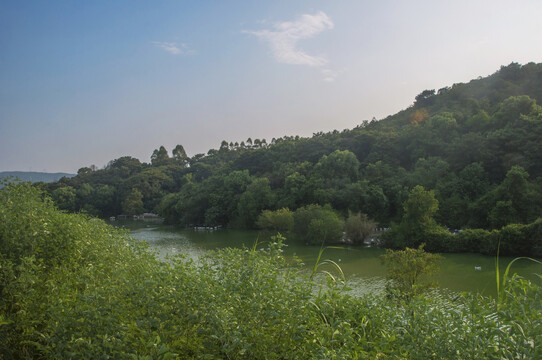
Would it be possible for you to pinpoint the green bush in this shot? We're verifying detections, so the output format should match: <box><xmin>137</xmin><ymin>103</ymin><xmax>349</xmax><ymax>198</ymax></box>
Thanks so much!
<box><xmin>0</xmin><ymin>183</ymin><xmax>321</xmax><ymax>358</ymax></box>
<box><xmin>448</xmin><ymin>218</ymin><xmax>542</xmax><ymax>256</ymax></box>
<box><xmin>420</xmin><ymin>226</ymin><xmax>453</xmax><ymax>252</ymax></box>
<box><xmin>381</xmin><ymin>245</ymin><xmax>443</xmax><ymax>301</ymax></box>
<box><xmin>293</xmin><ymin>204</ymin><xmax>343</xmax><ymax>245</ymax></box>
<box><xmin>452</xmin><ymin>228</ymin><xmax>492</xmax><ymax>253</ymax></box>
<box><xmin>344</xmin><ymin>212</ymin><xmax>376</xmax><ymax>244</ymax></box>
<box><xmin>492</xmin><ymin>219</ymin><xmax>542</xmax><ymax>256</ymax></box>
<box><xmin>0</xmin><ymin>182</ymin><xmax>171</xmax><ymax>358</ymax></box>
<box><xmin>495</xmin><ymin>223</ymin><xmax>529</xmax><ymax>256</ymax></box>
<box><xmin>255</xmin><ymin>208</ymin><xmax>294</xmax><ymax>233</ymax></box>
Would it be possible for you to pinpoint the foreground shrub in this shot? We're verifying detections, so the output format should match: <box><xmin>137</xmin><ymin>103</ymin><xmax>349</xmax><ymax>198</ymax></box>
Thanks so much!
<box><xmin>0</xmin><ymin>182</ymin><xmax>187</xmax><ymax>358</ymax></box>
<box><xmin>380</xmin><ymin>245</ymin><xmax>443</xmax><ymax>301</ymax></box>
<box><xmin>0</xmin><ymin>183</ymin><xmax>321</xmax><ymax>359</ymax></box>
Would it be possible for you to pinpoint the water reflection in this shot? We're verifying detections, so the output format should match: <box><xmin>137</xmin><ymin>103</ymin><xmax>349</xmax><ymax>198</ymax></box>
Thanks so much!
<box><xmin>122</xmin><ymin>222</ymin><xmax>542</xmax><ymax>296</ymax></box>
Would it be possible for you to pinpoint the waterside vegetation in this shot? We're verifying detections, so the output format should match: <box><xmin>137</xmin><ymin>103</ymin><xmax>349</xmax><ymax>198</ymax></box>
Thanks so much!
<box><xmin>1</xmin><ymin>183</ymin><xmax>541</xmax><ymax>359</ymax></box>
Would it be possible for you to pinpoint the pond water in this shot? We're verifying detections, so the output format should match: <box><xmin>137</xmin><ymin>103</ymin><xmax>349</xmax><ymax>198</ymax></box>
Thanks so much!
<box><xmin>119</xmin><ymin>221</ymin><xmax>542</xmax><ymax>297</ymax></box>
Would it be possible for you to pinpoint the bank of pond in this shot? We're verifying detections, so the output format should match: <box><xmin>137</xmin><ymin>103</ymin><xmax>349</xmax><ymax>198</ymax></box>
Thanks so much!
<box><xmin>126</xmin><ymin>222</ymin><xmax>542</xmax><ymax>297</ymax></box>
<box><xmin>1</xmin><ymin>183</ymin><xmax>541</xmax><ymax>359</ymax></box>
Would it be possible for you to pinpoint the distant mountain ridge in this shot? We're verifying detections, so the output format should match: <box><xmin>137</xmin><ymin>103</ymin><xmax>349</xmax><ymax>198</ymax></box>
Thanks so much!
<box><xmin>0</xmin><ymin>171</ymin><xmax>75</xmax><ymax>183</ymax></box>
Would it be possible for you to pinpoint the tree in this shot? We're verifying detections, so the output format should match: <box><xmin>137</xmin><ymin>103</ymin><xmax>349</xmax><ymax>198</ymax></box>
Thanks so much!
<box><xmin>201</xmin><ymin>171</ymin><xmax>252</xmax><ymax>226</ymax></box>
<box><xmin>237</xmin><ymin>178</ymin><xmax>274</xmax><ymax>228</ymax></box>
<box><xmin>151</xmin><ymin>146</ymin><xmax>169</xmax><ymax>166</ymax></box>
<box><xmin>492</xmin><ymin>95</ymin><xmax>537</xmax><ymax>128</ymax></box>
<box><xmin>473</xmin><ymin>166</ymin><xmax>541</xmax><ymax>228</ymax></box>
<box><xmin>402</xmin><ymin>185</ymin><xmax>439</xmax><ymax>227</ymax></box>
<box><xmin>307</xmin><ymin>212</ymin><xmax>343</xmax><ymax>245</ymax></box>
<box><xmin>382</xmin><ymin>185</ymin><xmax>450</xmax><ymax>249</ymax></box>
<box><xmin>345</xmin><ymin>212</ymin><xmax>376</xmax><ymax>244</ymax></box>
<box><xmin>219</xmin><ymin>140</ymin><xmax>229</xmax><ymax>152</ymax></box>
<box><xmin>77</xmin><ymin>167</ymin><xmax>92</xmax><ymax>176</ymax></box>
<box><xmin>362</xmin><ymin>185</ymin><xmax>389</xmax><ymax>222</ymax></box>
<box><xmin>307</xmin><ymin>150</ymin><xmax>361</xmax><ymax>211</ymax></box>
<box><xmin>122</xmin><ymin>188</ymin><xmax>144</xmax><ymax>215</ymax></box>
<box><xmin>76</xmin><ymin>183</ymin><xmax>94</xmax><ymax>210</ymax></box>
<box><xmin>172</xmin><ymin>144</ymin><xmax>188</xmax><ymax>165</ymax></box>
<box><xmin>256</xmin><ymin>208</ymin><xmax>294</xmax><ymax>232</ymax></box>
<box><xmin>499</xmin><ymin>166</ymin><xmax>535</xmax><ymax>222</ymax></box>
<box><xmin>414</xmin><ymin>89</ymin><xmax>436</xmax><ymax>107</ymax></box>
<box><xmin>224</xmin><ymin>170</ymin><xmax>251</xmax><ymax>195</ymax></box>
<box><xmin>428</xmin><ymin>112</ymin><xmax>459</xmax><ymax>142</ymax></box>
<box><xmin>409</xmin><ymin>108</ymin><xmax>429</xmax><ymax>125</ymax></box>
<box><xmin>92</xmin><ymin>185</ymin><xmax>118</xmax><ymax>217</ymax></box>
<box><xmin>381</xmin><ymin>245</ymin><xmax>442</xmax><ymax>301</ymax></box>
<box><xmin>51</xmin><ymin>186</ymin><xmax>77</xmax><ymax>212</ymax></box>
<box><xmin>293</xmin><ymin>204</ymin><xmax>343</xmax><ymax>245</ymax></box>
<box><xmin>409</xmin><ymin>157</ymin><xmax>450</xmax><ymax>191</ymax></box>
<box><xmin>457</xmin><ymin>162</ymin><xmax>490</xmax><ymax>200</ymax></box>
<box><xmin>277</xmin><ymin>172</ymin><xmax>308</xmax><ymax>209</ymax></box>
<box><xmin>107</xmin><ymin>156</ymin><xmax>142</xmax><ymax>172</ymax></box>
<box><xmin>313</xmin><ymin>149</ymin><xmax>360</xmax><ymax>182</ymax></box>
<box><xmin>489</xmin><ymin>201</ymin><xmax>517</xmax><ymax>229</ymax></box>
<box><xmin>125</xmin><ymin>167</ymin><xmax>173</xmax><ymax>211</ymax></box>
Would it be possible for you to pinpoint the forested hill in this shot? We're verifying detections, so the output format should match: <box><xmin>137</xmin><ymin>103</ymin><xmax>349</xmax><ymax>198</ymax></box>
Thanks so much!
<box><xmin>45</xmin><ymin>62</ymin><xmax>542</xmax><ymax>237</ymax></box>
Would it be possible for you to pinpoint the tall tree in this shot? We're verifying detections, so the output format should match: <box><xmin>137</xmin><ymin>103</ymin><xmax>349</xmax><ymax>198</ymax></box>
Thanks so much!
<box><xmin>151</xmin><ymin>146</ymin><xmax>169</xmax><ymax>166</ymax></box>
<box><xmin>122</xmin><ymin>188</ymin><xmax>144</xmax><ymax>215</ymax></box>
<box><xmin>237</xmin><ymin>178</ymin><xmax>274</xmax><ymax>228</ymax></box>
<box><xmin>172</xmin><ymin>144</ymin><xmax>188</xmax><ymax>165</ymax></box>
<box><xmin>383</xmin><ymin>185</ymin><xmax>449</xmax><ymax>249</ymax></box>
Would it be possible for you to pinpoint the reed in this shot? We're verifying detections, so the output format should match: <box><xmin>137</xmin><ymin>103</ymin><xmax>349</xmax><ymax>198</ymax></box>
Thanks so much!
<box><xmin>309</xmin><ymin>242</ymin><xmax>346</xmax><ymax>285</ymax></box>
<box><xmin>495</xmin><ymin>242</ymin><xmax>542</xmax><ymax>305</ymax></box>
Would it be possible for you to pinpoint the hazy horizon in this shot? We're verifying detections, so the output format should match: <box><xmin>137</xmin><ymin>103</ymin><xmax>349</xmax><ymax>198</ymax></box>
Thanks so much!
<box><xmin>2</xmin><ymin>0</ymin><xmax>542</xmax><ymax>173</ymax></box>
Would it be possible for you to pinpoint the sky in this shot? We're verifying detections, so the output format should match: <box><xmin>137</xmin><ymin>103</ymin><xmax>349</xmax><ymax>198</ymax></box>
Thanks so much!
<box><xmin>1</xmin><ymin>0</ymin><xmax>542</xmax><ymax>173</ymax></box>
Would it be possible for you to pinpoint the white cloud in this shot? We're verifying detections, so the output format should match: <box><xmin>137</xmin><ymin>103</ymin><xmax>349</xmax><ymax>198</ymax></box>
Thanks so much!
<box><xmin>244</xmin><ymin>11</ymin><xmax>333</xmax><ymax>67</ymax></box>
<box><xmin>153</xmin><ymin>42</ymin><xmax>197</xmax><ymax>55</ymax></box>
<box><xmin>321</xmin><ymin>68</ymin><xmax>340</xmax><ymax>82</ymax></box>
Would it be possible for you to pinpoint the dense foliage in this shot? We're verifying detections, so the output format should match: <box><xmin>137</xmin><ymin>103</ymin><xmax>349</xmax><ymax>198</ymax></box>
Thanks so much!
<box><xmin>1</xmin><ymin>183</ymin><xmax>541</xmax><ymax>359</ymax></box>
<box><xmin>381</xmin><ymin>245</ymin><xmax>443</xmax><ymax>301</ymax></box>
<box><xmin>44</xmin><ymin>63</ymin><xmax>542</xmax><ymax>254</ymax></box>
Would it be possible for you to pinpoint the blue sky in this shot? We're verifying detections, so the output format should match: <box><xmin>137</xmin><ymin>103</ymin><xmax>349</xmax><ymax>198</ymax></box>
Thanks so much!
<box><xmin>1</xmin><ymin>0</ymin><xmax>542</xmax><ymax>173</ymax></box>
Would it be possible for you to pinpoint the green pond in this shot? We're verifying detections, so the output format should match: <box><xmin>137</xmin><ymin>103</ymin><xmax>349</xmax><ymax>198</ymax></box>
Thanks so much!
<box><xmin>119</xmin><ymin>221</ymin><xmax>542</xmax><ymax>297</ymax></box>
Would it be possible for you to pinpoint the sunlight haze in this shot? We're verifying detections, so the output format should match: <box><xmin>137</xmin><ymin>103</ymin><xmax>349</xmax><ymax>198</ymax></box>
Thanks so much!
<box><xmin>1</xmin><ymin>0</ymin><xmax>541</xmax><ymax>172</ymax></box>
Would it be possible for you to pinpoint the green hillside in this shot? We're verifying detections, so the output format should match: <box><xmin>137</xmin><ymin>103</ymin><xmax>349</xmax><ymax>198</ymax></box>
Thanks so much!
<box><xmin>45</xmin><ymin>62</ymin><xmax>542</xmax><ymax>255</ymax></box>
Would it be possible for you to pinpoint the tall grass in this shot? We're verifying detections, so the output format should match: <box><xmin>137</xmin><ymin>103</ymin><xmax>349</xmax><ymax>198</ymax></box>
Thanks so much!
<box><xmin>496</xmin><ymin>243</ymin><xmax>542</xmax><ymax>305</ymax></box>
